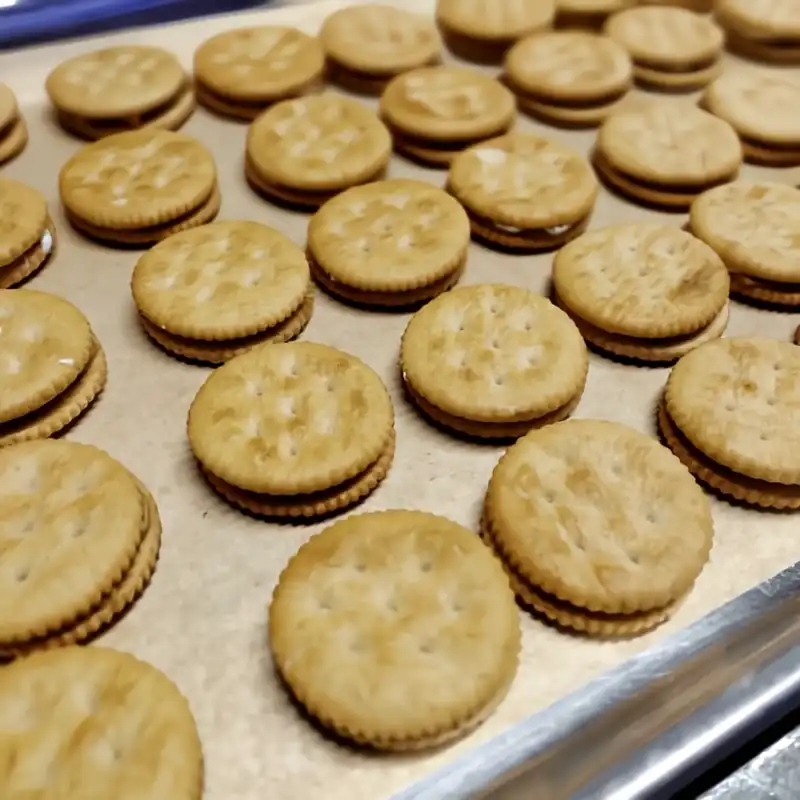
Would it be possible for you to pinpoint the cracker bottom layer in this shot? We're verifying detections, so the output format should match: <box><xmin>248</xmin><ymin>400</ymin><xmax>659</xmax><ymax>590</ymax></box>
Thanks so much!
<box><xmin>730</xmin><ymin>273</ymin><xmax>800</xmax><ymax>307</ymax></box>
<box><xmin>309</xmin><ymin>255</ymin><xmax>464</xmax><ymax>308</ymax></box>
<box><xmin>463</xmin><ymin>208</ymin><xmax>591</xmax><ymax>252</ymax></box>
<box><xmin>138</xmin><ymin>288</ymin><xmax>314</xmax><ymax>364</ymax></box>
<box><xmin>0</xmin><ymin>215</ymin><xmax>56</xmax><ymax>289</ymax></box>
<box><xmin>55</xmin><ymin>82</ymin><xmax>195</xmax><ymax>140</ymax></box>
<box><xmin>404</xmin><ymin>377</ymin><xmax>582</xmax><ymax>439</ymax></box>
<box><xmin>0</xmin><ymin>481</ymin><xmax>161</xmax><ymax>658</ymax></box>
<box><xmin>592</xmin><ymin>149</ymin><xmax>737</xmax><ymax>210</ymax></box>
<box><xmin>65</xmin><ymin>183</ymin><xmax>220</xmax><ymax>246</ymax></box>
<box><xmin>0</xmin><ymin>337</ymin><xmax>107</xmax><ymax>447</ymax></box>
<box><xmin>201</xmin><ymin>428</ymin><xmax>396</xmax><ymax>520</ymax></box>
<box><xmin>658</xmin><ymin>403</ymin><xmax>800</xmax><ymax>510</ymax></box>
<box><xmin>479</xmin><ymin>516</ymin><xmax>679</xmax><ymax>637</ymax></box>
<box><xmin>556</xmin><ymin>297</ymin><xmax>729</xmax><ymax>364</ymax></box>
<box><xmin>245</xmin><ymin>157</ymin><xmax>386</xmax><ymax>209</ymax></box>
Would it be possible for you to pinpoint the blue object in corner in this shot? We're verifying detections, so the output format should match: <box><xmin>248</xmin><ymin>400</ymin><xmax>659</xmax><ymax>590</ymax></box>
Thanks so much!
<box><xmin>0</xmin><ymin>0</ymin><xmax>271</xmax><ymax>50</ymax></box>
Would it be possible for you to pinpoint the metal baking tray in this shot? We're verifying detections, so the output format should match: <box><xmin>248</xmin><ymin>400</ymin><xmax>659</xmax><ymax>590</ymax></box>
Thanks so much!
<box><xmin>1</xmin><ymin>1</ymin><xmax>798</xmax><ymax>798</ymax></box>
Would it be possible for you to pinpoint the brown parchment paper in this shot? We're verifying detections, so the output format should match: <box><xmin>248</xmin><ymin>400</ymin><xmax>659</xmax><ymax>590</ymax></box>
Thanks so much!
<box><xmin>2</xmin><ymin>2</ymin><xmax>799</xmax><ymax>798</ymax></box>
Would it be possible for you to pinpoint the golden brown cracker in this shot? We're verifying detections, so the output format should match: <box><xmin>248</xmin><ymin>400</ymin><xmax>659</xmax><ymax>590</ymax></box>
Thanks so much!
<box><xmin>486</xmin><ymin>418</ymin><xmax>714</xmax><ymax>613</ymax></box>
<box><xmin>0</xmin><ymin>441</ymin><xmax>145</xmax><ymax>644</ymax></box>
<box><xmin>188</xmin><ymin>341</ymin><xmax>395</xmax><ymax>495</ymax></box>
<box><xmin>269</xmin><ymin>509</ymin><xmax>520</xmax><ymax>749</ymax></box>
<box><xmin>0</xmin><ymin>646</ymin><xmax>204</xmax><ymax>797</ymax></box>
<box><xmin>139</xmin><ymin>289</ymin><xmax>314</xmax><ymax>364</ymax></box>
<box><xmin>202</xmin><ymin>427</ymin><xmax>395</xmax><ymax>520</ymax></box>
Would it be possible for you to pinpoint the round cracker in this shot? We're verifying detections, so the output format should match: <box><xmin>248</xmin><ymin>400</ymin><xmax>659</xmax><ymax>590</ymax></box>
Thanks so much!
<box><xmin>0</xmin><ymin>290</ymin><xmax>95</xmax><ymax>424</ymax></box>
<box><xmin>59</xmin><ymin>129</ymin><xmax>217</xmax><ymax>230</ymax></box>
<box><xmin>379</xmin><ymin>66</ymin><xmax>515</xmax><ymax>141</ymax></box>
<box><xmin>0</xmin><ymin>441</ymin><xmax>144</xmax><ymax>643</ymax></box>
<box><xmin>188</xmin><ymin>341</ymin><xmax>394</xmax><ymax>495</ymax></box>
<box><xmin>194</xmin><ymin>26</ymin><xmax>324</xmax><ymax>103</ymax></box>
<box><xmin>505</xmin><ymin>30</ymin><xmax>632</xmax><ymax>103</ymax></box>
<box><xmin>690</xmin><ymin>182</ymin><xmax>800</xmax><ymax>284</ymax></box>
<box><xmin>665</xmin><ymin>337</ymin><xmax>800</xmax><ymax>485</ymax></box>
<box><xmin>553</xmin><ymin>223</ymin><xmax>730</xmax><ymax>339</ymax></box>
<box><xmin>448</xmin><ymin>133</ymin><xmax>598</xmax><ymax>230</ymax></box>
<box><xmin>401</xmin><ymin>284</ymin><xmax>587</xmax><ymax>423</ymax></box>
<box><xmin>486</xmin><ymin>418</ymin><xmax>713</xmax><ymax>614</ymax></box>
<box><xmin>604</xmin><ymin>6</ymin><xmax>724</xmax><ymax>71</ymax></box>
<box><xmin>269</xmin><ymin>510</ymin><xmax>520</xmax><ymax>748</ymax></box>
<box><xmin>46</xmin><ymin>45</ymin><xmax>186</xmax><ymax>120</ymax></box>
<box><xmin>436</xmin><ymin>0</ymin><xmax>556</xmax><ymax>42</ymax></box>
<box><xmin>246</xmin><ymin>95</ymin><xmax>391</xmax><ymax>193</ymax></box>
<box><xmin>133</xmin><ymin>220</ymin><xmax>310</xmax><ymax>340</ymax></box>
<box><xmin>308</xmin><ymin>179</ymin><xmax>469</xmax><ymax>293</ymax></box>
<box><xmin>597</xmin><ymin>102</ymin><xmax>742</xmax><ymax>187</ymax></box>
<box><xmin>0</xmin><ymin>179</ymin><xmax>49</xmax><ymax>267</ymax></box>
<box><xmin>703</xmin><ymin>68</ymin><xmax>800</xmax><ymax>148</ymax></box>
<box><xmin>715</xmin><ymin>0</ymin><xmax>800</xmax><ymax>40</ymax></box>
<box><xmin>0</xmin><ymin>646</ymin><xmax>202</xmax><ymax>798</ymax></box>
<box><xmin>321</xmin><ymin>5</ymin><xmax>441</xmax><ymax>75</ymax></box>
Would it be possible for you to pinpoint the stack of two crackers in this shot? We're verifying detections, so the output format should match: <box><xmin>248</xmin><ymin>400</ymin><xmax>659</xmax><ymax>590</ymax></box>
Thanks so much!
<box><xmin>132</xmin><ymin>221</ymin><xmax>315</xmax><ymax>364</ymax></box>
<box><xmin>59</xmin><ymin>128</ymin><xmax>220</xmax><ymax>246</ymax></box>
<box><xmin>691</xmin><ymin>182</ymin><xmax>800</xmax><ymax>308</ymax></box>
<box><xmin>0</xmin><ymin>179</ymin><xmax>56</xmax><ymax>290</ymax></box>
<box><xmin>0</xmin><ymin>440</ymin><xmax>161</xmax><ymax>658</ymax></box>
<box><xmin>401</xmin><ymin>285</ymin><xmax>589</xmax><ymax>438</ymax></box>
<box><xmin>659</xmin><ymin>337</ymin><xmax>800</xmax><ymax>512</ymax></box>
<box><xmin>552</xmin><ymin>223</ymin><xmax>731</xmax><ymax>364</ymax></box>
<box><xmin>46</xmin><ymin>45</ymin><xmax>195</xmax><ymax>140</ymax></box>
<box><xmin>188</xmin><ymin>342</ymin><xmax>396</xmax><ymax>519</ymax></box>
<box><xmin>0</xmin><ymin>290</ymin><xmax>106</xmax><ymax>448</ymax></box>
<box><xmin>0</xmin><ymin>84</ymin><xmax>27</xmax><ymax>165</ymax></box>
<box><xmin>269</xmin><ymin>510</ymin><xmax>522</xmax><ymax>750</ymax></box>
<box><xmin>482</xmin><ymin>419</ymin><xmax>715</xmax><ymax>637</ymax></box>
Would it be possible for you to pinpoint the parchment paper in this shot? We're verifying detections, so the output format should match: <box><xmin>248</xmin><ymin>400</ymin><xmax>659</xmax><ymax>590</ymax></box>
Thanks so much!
<box><xmin>2</xmin><ymin>2</ymin><xmax>799</xmax><ymax>798</ymax></box>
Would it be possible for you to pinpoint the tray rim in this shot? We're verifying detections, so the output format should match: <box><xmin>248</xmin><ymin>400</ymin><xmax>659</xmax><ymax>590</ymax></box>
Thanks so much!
<box><xmin>3</xmin><ymin>2</ymin><xmax>799</xmax><ymax>799</ymax></box>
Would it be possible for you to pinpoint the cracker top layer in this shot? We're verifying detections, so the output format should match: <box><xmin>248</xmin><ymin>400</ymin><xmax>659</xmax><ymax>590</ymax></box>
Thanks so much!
<box><xmin>308</xmin><ymin>179</ymin><xmax>469</xmax><ymax>291</ymax></box>
<box><xmin>269</xmin><ymin>510</ymin><xmax>519</xmax><ymax>744</ymax></box>
<box><xmin>247</xmin><ymin>95</ymin><xmax>392</xmax><ymax>191</ymax></box>
<box><xmin>132</xmin><ymin>221</ymin><xmax>309</xmax><ymax>340</ymax></box>
<box><xmin>46</xmin><ymin>46</ymin><xmax>186</xmax><ymax>119</ymax></box>
<box><xmin>436</xmin><ymin>0</ymin><xmax>556</xmax><ymax>41</ymax></box>
<box><xmin>0</xmin><ymin>179</ymin><xmax>48</xmax><ymax>267</ymax></box>
<box><xmin>505</xmin><ymin>31</ymin><xmax>632</xmax><ymax>101</ymax></box>
<box><xmin>0</xmin><ymin>646</ymin><xmax>202</xmax><ymax>797</ymax></box>
<box><xmin>0</xmin><ymin>441</ymin><xmax>144</xmax><ymax>642</ymax></box>
<box><xmin>448</xmin><ymin>133</ymin><xmax>598</xmax><ymax>228</ymax></box>
<box><xmin>402</xmin><ymin>285</ymin><xmax>587</xmax><ymax>421</ymax></box>
<box><xmin>321</xmin><ymin>5</ymin><xmax>441</xmax><ymax>74</ymax></box>
<box><xmin>0</xmin><ymin>290</ymin><xmax>95</xmax><ymax>423</ymax></box>
<box><xmin>193</xmin><ymin>26</ymin><xmax>324</xmax><ymax>102</ymax></box>
<box><xmin>487</xmin><ymin>419</ymin><xmax>713</xmax><ymax>613</ymax></box>
<box><xmin>604</xmin><ymin>6</ymin><xmax>724</xmax><ymax>69</ymax></box>
<box><xmin>691</xmin><ymin>182</ymin><xmax>800</xmax><ymax>283</ymax></box>
<box><xmin>598</xmin><ymin>102</ymin><xmax>742</xmax><ymax>185</ymax></box>
<box><xmin>380</xmin><ymin>67</ymin><xmax>515</xmax><ymax>141</ymax></box>
<box><xmin>666</xmin><ymin>337</ymin><xmax>800</xmax><ymax>484</ymax></box>
<box><xmin>703</xmin><ymin>68</ymin><xmax>800</xmax><ymax>145</ymax></box>
<box><xmin>553</xmin><ymin>224</ymin><xmax>730</xmax><ymax>338</ymax></box>
<box><xmin>0</xmin><ymin>83</ymin><xmax>19</xmax><ymax>132</ymax></box>
<box><xmin>716</xmin><ymin>0</ymin><xmax>800</xmax><ymax>39</ymax></box>
<box><xmin>59</xmin><ymin>130</ymin><xmax>217</xmax><ymax>230</ymax></box>
<box><xmin>188</xmin><ymin>342</ymin><xmax>394</xmax><ymax>495</ymax></box>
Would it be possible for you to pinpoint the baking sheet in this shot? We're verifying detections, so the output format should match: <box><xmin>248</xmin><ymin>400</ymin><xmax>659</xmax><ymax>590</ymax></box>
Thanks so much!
<box><xmin>2</xmin><ymin>1</ymin><xmax>799</xmax><ymax>798</ymax></box>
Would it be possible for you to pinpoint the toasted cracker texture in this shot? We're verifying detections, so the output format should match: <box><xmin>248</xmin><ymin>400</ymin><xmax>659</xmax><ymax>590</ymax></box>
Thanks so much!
<box><xmin>269</xmin><ymin>509</ymin><xmax>520</xmax><ymax>749</ymax></box>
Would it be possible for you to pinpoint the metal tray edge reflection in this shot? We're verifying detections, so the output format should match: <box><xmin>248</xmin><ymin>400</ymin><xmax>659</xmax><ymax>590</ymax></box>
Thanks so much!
<box><xmin>398</xmin><ymin>561</ymin><xmax>800</xmax><ymax>800</ymax></box>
